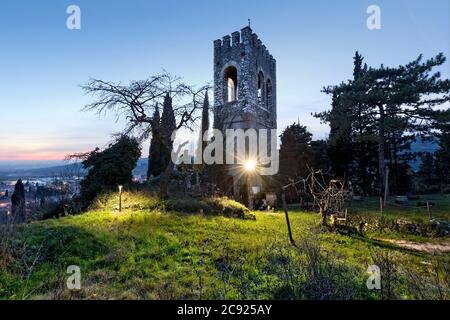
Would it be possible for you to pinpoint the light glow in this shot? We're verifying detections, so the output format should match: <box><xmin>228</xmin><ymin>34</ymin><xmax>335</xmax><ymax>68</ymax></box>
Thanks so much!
<box><xmin>244</xmin><ymin>159</ymin><xmax>257</xmax><ymax>173</ymax></box>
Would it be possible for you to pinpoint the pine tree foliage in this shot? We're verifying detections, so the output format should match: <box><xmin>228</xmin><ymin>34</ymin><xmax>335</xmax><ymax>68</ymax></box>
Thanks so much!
<box><xmin>316</xmin><ymin>52</ymin><xmax>450</xmax><ymax>196</ymax></box>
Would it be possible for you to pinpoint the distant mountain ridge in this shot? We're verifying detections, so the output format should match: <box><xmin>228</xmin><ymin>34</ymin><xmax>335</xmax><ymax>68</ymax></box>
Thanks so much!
<box><xmin>0</xmin><ymin>159</ymin><xmax>149</xmax><ymax>180</ymax></box>
<box><xmin>409</xmin><ymin>138</ymin><xmax>439</xmax><ymax>171</ymax></box>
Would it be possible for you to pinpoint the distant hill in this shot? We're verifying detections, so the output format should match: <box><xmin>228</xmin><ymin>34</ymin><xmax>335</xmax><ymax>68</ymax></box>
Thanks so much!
<box><xmin>0</xmin><ymin>163</ymin><xmax>85</xmax><ymax>179</ymax></box>
<box><xmin>410</xmin><ymin>138</ymin><xmax>439</xmax><ymax>154</ymax></box>
<box><xmin>409</xmin><ymin>138</ymin><xmax>440</xmax><ymax>171</ymax></box>
<box><xmin>132</xmin><ymin>158</ymin><xmax>149</xmax><ymax>177</ymax></box>
<box><xmin>0</xmin><ymin>158</ymin><xmax>149</xmax><ymax>180</ymax></box>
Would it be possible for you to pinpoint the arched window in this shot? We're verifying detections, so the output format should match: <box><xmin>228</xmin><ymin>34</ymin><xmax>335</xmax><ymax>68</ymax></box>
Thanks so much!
<box><xmin>224</xmin><ymin>66</ymin><xmax>238</xmax><ymax>102</ymax></box>
<box><xmin>266</xmin><ymin>79</ymin><xmax>272</xmax><ymax>109</ymax></box>
<box><xmin>258</xmin><ymin>71</ymin><xmax>264</xmax><ymax>105</ymax></box>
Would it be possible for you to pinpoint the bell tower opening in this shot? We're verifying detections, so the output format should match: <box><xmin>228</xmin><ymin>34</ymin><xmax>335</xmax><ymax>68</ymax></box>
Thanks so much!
<box><xmin>258</xmin><ymin>71</ymin><xmax>265</xmax><ymax>106</ymax></box>
<box><xmin>224</xmin><ymin>66</ymin><xmax>238</xmax><ymax>102</ymax></box>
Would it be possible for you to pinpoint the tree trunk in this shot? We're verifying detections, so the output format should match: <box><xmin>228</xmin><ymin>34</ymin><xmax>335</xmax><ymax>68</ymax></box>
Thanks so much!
<box><xmin>378</xmin><ymin>137</ymin><xmax>386</xmax><ymax>199</ymax></box>
<box><xmin>146</xmin><ymin>147</ymin><xmax>152</xmax><ymax>181</ymax></box>
<box><xmin>378</xmin><ymin>105</ymin><xmax>386</xmax><ymax>201</ymax></box>
<box><xmin>159</xmin><ymin>162</ymin><xmax>175</xmax><ymax>199</ymax></box>
<box><xmin>320</xmin><ymin>207</ymin><xmax>327</xmax><ymax>226</ymax></box>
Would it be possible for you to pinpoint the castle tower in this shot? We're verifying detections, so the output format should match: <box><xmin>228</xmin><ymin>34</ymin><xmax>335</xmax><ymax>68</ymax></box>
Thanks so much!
<box><xmin>213</xmin><ymin>26</ymin><xmax>277</xmax><ymax>131</ymax></box>
<box><xmin>213</xmin><ymin>26</ymin><xmax>277</xmax><ymax>201</ymax></box>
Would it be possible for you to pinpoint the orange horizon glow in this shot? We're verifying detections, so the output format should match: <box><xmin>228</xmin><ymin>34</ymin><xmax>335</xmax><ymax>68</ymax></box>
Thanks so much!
<box><xmin>0</xmin><ymin>148</ymin><xmax>77</xmax><ymax>162</ymax></box>
<box><xmin>0</xmin><ymin>153</ymin><xmax>68</xmax><ymax>162</ymax></box>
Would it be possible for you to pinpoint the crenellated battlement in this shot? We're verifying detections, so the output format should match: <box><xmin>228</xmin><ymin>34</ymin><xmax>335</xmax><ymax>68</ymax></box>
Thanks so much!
<box><xmin>214</xmin><ymin>27</ymin><xmax>276</xmax><ymax>70</ymax></box>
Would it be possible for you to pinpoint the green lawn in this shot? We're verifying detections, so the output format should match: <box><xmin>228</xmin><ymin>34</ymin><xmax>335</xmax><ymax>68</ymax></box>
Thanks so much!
<box><xmin>0</xmin><ymin>192</ymin><xmax>449</xmax><ymax>300</ymax></box>
<box><xmin>349</xmin><ymin>194</ymin><xmax>450</xmax><ymax>223</ymax></box>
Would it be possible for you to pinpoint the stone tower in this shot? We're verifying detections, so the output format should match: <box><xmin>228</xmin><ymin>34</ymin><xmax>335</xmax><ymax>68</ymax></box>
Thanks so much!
<box><xmin>213</xmin><ymin>26</ymin><xmax>277</xmax><ymax>132</ymax></box>
<box><xmin>213</xmin><ymin>26</ymin><xmax>277</xmax><ymax>200</ymax></box>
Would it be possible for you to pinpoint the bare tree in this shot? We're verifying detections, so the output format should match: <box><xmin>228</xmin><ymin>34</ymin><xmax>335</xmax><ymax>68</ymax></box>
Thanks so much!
<box><xmin>81</xmin><ymin>72</ymin><xmax>210</xmax><ymax>198</ymax></box>
<box><xmin>306</xmin><ymin>168</ymin><xmax>349</xmax><ymax>227</ymax></box>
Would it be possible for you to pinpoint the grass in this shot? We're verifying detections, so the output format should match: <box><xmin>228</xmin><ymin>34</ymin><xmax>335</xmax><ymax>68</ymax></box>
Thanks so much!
<box><xmin>0</xmin><ymin>192</ymin><xmax>449</xmax><ymax>300</ymax></box>
<box><xmin>349</xmin><ymin>194</ymin><xmax>450</xmax><ymax>223</ymax></box>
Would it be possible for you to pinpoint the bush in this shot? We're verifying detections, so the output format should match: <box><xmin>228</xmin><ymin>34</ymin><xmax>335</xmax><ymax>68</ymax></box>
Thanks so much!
<box><xmin>90</xmin><ymin>191</ymin><xmax>255</xmax><ymax>220</ymax></box>
<box><xmin>166</xmin><ymin>196</ymin><xmax>254</xmax><ymax>220</ymax></box>
<box><xmin>165</xmin><ymin>197</ymin><xmax>211</xmax><ymax>214</ymax></box>
<box><xmin>205</xmin><ymin>197</ymin><xmax>254</xmax><ymax>220</ymax></box>
<box><xmin>346</xmin><ymin>213</ymin><xmax>450</xmax><ymax>237</ymax></box>
<box><xmin>78</xmin><ymin>135</ymin><xmax>141</xmax><ymax>208</ymax></box>
<box><xmin>0</xmin><ymin>224</ymin><xmax>16</xmax><ymax>273</ymax></box>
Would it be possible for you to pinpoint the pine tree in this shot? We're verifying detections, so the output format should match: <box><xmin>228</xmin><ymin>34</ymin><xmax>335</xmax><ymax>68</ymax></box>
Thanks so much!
<box><xmin>279</xmin><ymin>122</ymin><xmax>314</xmax><ymax>181</ymax></box>
<box><xmin>324</xmin><ymin>91</ymin><xmax>353</xmax><ymax>178</ymax></box>
<box><xmin>417</xmin><ymin>153</ymin><xmax>437</xmax><ymax>190</ymax></box>
<box><xmin>317</xmin><ymin>52</ymin><xmax>378</xmax><ymax>195</ymax></box>
<box><xmin>318</xmin><ymin>52</ymin><xmax>450</xmax><ymax>197</ymax></box>
<box><xmin>436</xmin><ymin>135</ymin><xmax>450</xmax><ymax>189</ymax></box>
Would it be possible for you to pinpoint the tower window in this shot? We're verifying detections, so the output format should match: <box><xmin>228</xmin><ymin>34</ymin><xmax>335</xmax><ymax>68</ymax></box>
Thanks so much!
<box><xmin>266</xmin><ymin>79</ymin><xmax>272</xmax><ymax>109</ymax></box>
<box><xmin>258</xmin><ymin>71</ymin><xmax>264</xmax><ymax>105</ymax></box>
<box><xmin>224</xmin><ymin>66</ymin><xmax>238</xmax><ymax>102</ymax></box>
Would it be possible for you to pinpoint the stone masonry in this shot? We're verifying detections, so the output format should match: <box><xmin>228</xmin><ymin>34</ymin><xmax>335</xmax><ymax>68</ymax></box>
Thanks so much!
<box><xmin>213</xmin><ymin>26</ymin><xmax>277</xmax><ymax>132</ymax></box>
<box><xmin>212</xmin><ymin>26</ymin><xmax>277</xmax><ymax>200</ymax></box>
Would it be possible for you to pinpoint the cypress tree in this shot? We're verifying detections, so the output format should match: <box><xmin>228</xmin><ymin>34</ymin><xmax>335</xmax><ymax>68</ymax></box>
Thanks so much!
<box><xmin>160</xmin><ymin>93</ymin><xmax>176</xmax><ymax>170</ymax></box>
<box><xmin>201</xmin><ymin>91</ymin><xmax>210</xmax><ymax>155</ymax></box>
<box><xmin>148</xmin><ymin>105</ymin><xmax>162</xmax><ymax>179</ymax></box>
<box><xmin>11</xmin><ymin>179</ymin><xmax>26</xmax><ymax>223</ymax></box>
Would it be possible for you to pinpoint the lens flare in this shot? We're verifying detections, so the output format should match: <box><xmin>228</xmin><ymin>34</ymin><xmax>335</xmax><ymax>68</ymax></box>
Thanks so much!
<box><xmin>244</xmin><ymin>159</ymin><xmax>257</xmax><ymax>173</ymax></box>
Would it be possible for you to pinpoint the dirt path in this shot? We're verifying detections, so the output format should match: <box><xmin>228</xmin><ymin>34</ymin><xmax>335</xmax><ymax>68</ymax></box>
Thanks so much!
<box><xmin>382</xmin><ymin>239</ymin><xmax>450</xmax><ymax>253</ymax></box>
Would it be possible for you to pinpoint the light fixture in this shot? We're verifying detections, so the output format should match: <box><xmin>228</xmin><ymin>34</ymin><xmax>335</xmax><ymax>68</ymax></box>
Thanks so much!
<box><xmin>118</xmin><ymin>185</ymin><xmax>123</xmax><ymax>212</ymax></box>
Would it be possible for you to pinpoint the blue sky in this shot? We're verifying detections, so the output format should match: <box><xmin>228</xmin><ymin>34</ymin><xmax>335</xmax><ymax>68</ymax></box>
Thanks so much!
<box><xmin>0</xmin><ymin>0</ymin><xmax>449</xmax><ymax>162</ymax></box>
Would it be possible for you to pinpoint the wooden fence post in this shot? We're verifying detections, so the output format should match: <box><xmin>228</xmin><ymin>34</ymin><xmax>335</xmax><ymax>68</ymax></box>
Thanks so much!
<box><xmin>282</xmin><ymin>193</ymin><xmax>295</xmax><ymax>246</ymax></box>
<box><xmin>380</xmin><ymin>197</ymin><xmax>384</xmax><ymax>216</ymax></box>
<box><xmin>427</xmin><ymin>202</ymin><xmax>432</xmax><ymax>221</ymax></box>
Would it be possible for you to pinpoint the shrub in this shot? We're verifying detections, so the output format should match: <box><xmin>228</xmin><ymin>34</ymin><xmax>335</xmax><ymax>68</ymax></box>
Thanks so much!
<box><xmin>346</xmin><ymin>213</ymin><xmax>450</xmax><ymax>237</ymax></box>
<box><xmin>78</xmin><ymin>135</ymin><xmax>141</xmax><ymax>208</ymax></box>
<box><xmin>89</xmin><ymin>192</ymin><xmax>255</xmax><ymax>220</ymax></box>
<box><xmin>206</xmin><ymin>197</ymin><xmax>254</xmax><ymax>220</ymax></box>
<box><xmin>165</xmin><ymin>197</ymin><xmax>211</xmax><ymax>214</ymax></box>
<box><xmin>0</xmin><ymin>224</ymin><xmax>16</xmax><ymax>273</ymax></box>
<box><xmin>370</xmin><ymin>249</ymin><xmax>399</xmax><ymax>300</ymax></box>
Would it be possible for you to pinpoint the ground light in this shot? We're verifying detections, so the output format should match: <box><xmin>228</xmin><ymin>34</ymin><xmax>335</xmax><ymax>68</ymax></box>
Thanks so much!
<box><xmin>244</xmin><ymin>159</ymin><xmax>257</xmax><ymax>173</ymax></box>
<box><xmin>118</xmin><ymin>185</ymin><xmax>123</xmax><ymax>212</ymax></box>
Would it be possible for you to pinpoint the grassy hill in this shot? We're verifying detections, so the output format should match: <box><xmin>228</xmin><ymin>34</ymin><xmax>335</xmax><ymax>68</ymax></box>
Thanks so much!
<box><xmin>1</xmin><ymin>192</ymin><xmax>449</xmax><ymax>300</ymax></box>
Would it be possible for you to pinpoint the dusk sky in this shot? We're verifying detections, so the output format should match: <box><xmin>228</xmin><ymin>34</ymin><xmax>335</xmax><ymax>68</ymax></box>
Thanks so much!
<box><xmin>0</xmin><ymin>0</ymin><xmax>449</xmax><ymax>163</ymax></box>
